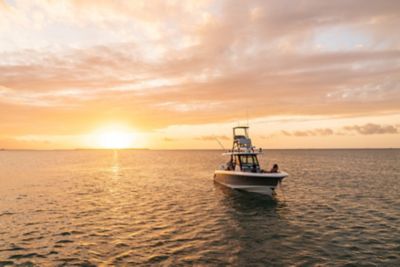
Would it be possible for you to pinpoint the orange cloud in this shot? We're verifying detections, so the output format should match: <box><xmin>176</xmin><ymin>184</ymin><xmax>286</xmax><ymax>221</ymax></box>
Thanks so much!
<box><xmin>280</xmin><ymin>123</ymin><xmax>399</xmax><ymax>137</ymax></box>
<box><xmin>344</xmin><ymin>123</ymin><xmax>398</xmax><ymax>135</ymax></box>
<box><xmin>281</xmin><ymin>128</ymin><xmax>334</xmax><ymax>137</ymax></box>
<box><xmin>1</xmin><ymin>45</ymin><xmax>399</xmax><ymax>136</ymax></box>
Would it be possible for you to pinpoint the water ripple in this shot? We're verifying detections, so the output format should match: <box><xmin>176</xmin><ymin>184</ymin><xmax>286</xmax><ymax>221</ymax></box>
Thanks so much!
<box><xmin>0</xmin><ymin>149</ymin><xmax>399</xmax><ymax>265</ymax></box>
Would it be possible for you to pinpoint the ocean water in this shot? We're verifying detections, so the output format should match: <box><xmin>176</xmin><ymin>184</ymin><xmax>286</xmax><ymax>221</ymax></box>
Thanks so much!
<box><xmin>0</xmin><ymin>149</ymin><xmax>399</xmax><ymax>266</ymax></box>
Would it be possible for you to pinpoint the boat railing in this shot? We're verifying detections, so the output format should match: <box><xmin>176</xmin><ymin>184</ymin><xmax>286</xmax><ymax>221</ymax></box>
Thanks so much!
<box><xmin>222</xmin><ymin>147</ymin><xmax>262</xmax><ymax>155</ymax></box>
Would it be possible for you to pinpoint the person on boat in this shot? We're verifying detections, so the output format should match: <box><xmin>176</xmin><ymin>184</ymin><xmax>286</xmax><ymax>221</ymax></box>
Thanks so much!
<box><xmin>226</xmin><ymin>160</ymin><xmax>235</xmax><ymax>170</ymax></box>
<box><xmin>251</xmin><ymin>164</ymin><xmax>258</xmax><ymax>173</ymax></box>
<box><xmin>270</xmin><ymin>164</ymin><xmax>279</xmax><ymax>173</ymax></box>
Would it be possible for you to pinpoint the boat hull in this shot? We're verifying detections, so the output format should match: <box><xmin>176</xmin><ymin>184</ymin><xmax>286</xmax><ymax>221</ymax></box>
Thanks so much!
<box><xmin>214</xmin><ymin>170</ymin><xmax>288</xmax><ymax>196</ymax></box>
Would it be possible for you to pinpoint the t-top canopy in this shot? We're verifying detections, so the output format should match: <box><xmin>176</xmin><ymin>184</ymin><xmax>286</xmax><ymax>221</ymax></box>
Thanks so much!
<box><xmin>233</xmin><ymin>126</ymin><xmax>249</xmax><ymax>137</ymax></box>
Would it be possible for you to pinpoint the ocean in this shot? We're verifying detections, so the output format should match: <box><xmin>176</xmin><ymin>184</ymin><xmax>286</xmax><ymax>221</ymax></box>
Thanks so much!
<box><xmin>0</xmin><ymin>149</ymin><xmax>399</xmax><ymax>266</ymax></box>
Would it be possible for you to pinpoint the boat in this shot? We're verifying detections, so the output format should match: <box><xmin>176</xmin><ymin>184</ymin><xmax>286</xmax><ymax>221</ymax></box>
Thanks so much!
<box><xmin>214</xmin><ymin>126</ymin><xmax>288</xmax><ymax>196</ymax></box>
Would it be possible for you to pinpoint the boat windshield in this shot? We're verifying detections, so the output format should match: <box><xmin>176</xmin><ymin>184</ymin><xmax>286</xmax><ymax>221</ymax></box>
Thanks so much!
<box><xmin>238</xmin><ymin>155</ymin><xmax>259</xmax><ymax>172</ymax></box>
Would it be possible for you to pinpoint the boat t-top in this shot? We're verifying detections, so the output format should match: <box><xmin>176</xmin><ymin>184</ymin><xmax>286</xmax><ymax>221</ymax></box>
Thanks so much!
<box><xmin>214</xmin><ymin>126</ymin><xmax>288</xmax><ymax>196</ymax></box>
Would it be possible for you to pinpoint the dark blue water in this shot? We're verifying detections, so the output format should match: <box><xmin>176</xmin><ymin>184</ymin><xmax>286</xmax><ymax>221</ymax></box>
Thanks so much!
<box><xmin>0</xmin><ymin>149</ymin><xmax>399</xmax><ymax>266</ymax></box>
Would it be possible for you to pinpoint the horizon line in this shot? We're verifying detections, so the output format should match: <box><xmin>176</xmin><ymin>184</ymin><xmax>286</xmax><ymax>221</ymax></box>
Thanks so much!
<box><xmin>1</xmin><ymin>147</ymin><xmax>399</xmax><ymax>151</ymax></box>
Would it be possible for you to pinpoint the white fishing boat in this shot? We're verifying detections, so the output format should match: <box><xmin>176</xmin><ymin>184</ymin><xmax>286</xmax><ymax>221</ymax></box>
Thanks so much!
<box><xmin>214</xmin><ymin>126</ymin><xmax>288</xmax><ymax>196</ymax></box>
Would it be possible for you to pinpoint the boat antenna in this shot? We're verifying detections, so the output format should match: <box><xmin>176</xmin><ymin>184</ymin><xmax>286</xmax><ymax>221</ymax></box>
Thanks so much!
<box><xmin>213</xmin><ymin>135</ymin><xmax>226</xmax><ymax>151</ymax></box>
<box><xmin>246</xmin><ymin>108</ymin><xmax>249</xmax><ymax>126</ymax></box>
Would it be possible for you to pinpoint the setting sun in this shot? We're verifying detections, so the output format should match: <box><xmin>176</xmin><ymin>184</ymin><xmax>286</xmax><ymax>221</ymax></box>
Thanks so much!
<box><xmin>96</xmin><ymin>131</ymin><xmax>135</xmax><ymax>149</ymax></box>
<box><xmin>84</xmin><ymin>123</ymin><xmax>148</xmax><ymax>149</ymax></box>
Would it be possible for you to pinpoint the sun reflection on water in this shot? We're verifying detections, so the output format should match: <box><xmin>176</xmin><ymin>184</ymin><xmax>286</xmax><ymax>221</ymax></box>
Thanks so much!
<box><xmin>110</xmin><ymin>150</ymin><xmax>120</xmax><ymax>178</ymax></box>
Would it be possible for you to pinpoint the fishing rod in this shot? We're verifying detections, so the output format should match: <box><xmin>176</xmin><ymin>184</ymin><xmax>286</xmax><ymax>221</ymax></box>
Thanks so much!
<box><xmin>213</xmin><ymin>135</ymin><xmax>226</xmax><ymax>151</ymax></box>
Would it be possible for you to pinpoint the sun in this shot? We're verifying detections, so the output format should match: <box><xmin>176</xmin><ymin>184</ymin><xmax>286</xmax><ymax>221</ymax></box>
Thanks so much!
<box><xmin>96</xmin><ymin>130</ymin><xmax>135</xmax><ymax>149</ymax></box>
<box><xmin>85</xmin><ymin>123</ymin><xmax>145</xmax><ymax>149</ymax></box>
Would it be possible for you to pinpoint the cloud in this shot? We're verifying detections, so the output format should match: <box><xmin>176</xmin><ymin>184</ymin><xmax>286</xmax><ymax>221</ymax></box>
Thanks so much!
<box><xmin>281</xmin><ymin>128</ymin><xmax>334</xmax><ymax>137</ymax></box>
<box><xmin>0</xmin><ymin>0</ymin><xmax>7</xmax><ymax>10</ymax></box>
<box><xmin>280</xmin><ymin>123</ymin><xmax>399</xmax><ymax>137</ymax></box>
<box><xmin>292</xmin><ymin>131</ymin><xmax>310</xmax><ymax>137</ymax></box>
<box><xmin>343</xmin><ymin>123</ymin><xmax>399</xmax><ymax>135</ymax></box>
<box><xmin>163</xmin><ymin>137</ymin><xmax>175</xmax><ymax>142</ymax></box>
<box><xmin>315</xmin><ymin>128</ymin><xmax>335</xmax><ymax>136</ymax></box>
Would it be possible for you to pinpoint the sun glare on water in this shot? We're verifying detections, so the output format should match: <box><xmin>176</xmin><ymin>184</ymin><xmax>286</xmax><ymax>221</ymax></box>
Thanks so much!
<box><xmin>96</xmin><ymin>130</ymin><xmax>135</xmax><ymax>149</ymax></box>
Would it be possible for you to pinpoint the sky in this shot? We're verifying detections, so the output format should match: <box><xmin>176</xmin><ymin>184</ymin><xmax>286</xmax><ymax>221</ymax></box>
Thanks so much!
<box><xmin>0</xmin><ymin>0</ymin><xmax>399</xmax><ymax>149</ymax></box>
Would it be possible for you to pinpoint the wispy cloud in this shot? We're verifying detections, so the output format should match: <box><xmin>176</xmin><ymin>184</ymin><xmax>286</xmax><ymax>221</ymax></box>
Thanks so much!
<box><xmin>280</xmin><ymin>123</ymin><xmax>399</xmax><ymax>137</ymax></box>
<box><xmin>281</xmin><ymin>128</ymin><xmax>334</xmax><ymax>137</ymax></box>
<box><xmin>344</xmin><ymin>123</ymin><xmax>398</xmax><ymax>135</ymax></box>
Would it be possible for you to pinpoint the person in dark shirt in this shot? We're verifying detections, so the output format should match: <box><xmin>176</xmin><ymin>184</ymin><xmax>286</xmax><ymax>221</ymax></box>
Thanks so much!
<box><xmin>251</xmin><ymin>164</ymin><xmax>258</xmax><ymax>173</ymax></box>
<box><xmin>270</xmin><ymin>164</ymin><xmax>279</xmax><ymax>173</ymax></box>
<box><xmin>226</xmin><ymin>160</ymin><xmax>234</xmax><ymax>170</ymax></box>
